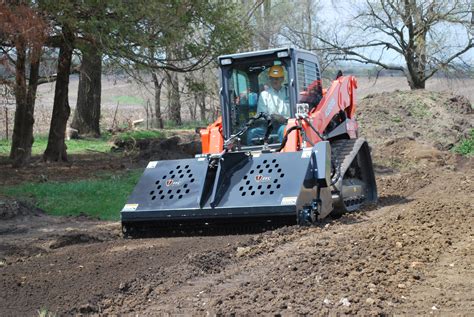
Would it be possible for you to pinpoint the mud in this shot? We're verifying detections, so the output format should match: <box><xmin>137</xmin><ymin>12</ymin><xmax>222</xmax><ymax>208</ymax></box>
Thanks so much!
<box><xmin>0</xmin><ymin>91</ymin><xmax>473</xmax><ymax>315</ymax></box>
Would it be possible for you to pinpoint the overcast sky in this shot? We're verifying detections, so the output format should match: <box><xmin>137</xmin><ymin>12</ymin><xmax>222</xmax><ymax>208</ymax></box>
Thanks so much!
<box><xmin>319</xmin><ymin>1</ymin><xmax>473</xmax><ymax>67</ymax></box>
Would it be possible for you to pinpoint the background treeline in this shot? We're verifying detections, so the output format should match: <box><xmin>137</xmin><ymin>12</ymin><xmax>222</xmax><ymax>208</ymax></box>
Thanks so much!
<box><xmin>0</xmin><ymin>0</ymin><xmax>472</xmax><ymax>167</ymax></box>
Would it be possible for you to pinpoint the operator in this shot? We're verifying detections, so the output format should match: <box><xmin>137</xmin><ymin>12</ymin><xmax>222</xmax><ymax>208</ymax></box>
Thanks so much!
<box><xmin>247</xmin><ymin>65</ymin><xmax>289</xmax><ymax>145</ymax></box>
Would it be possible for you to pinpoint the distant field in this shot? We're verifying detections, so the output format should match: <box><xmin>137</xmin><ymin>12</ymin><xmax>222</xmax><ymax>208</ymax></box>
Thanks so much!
<box><xmin>1</xmin><ymin>75</ymin><xmax>472</xmax><ymax>139</ymax></box>
<box><xmin>356</xmin><ymin>76</ymin><xmax>474</xmax><ymax>101</ymax></box>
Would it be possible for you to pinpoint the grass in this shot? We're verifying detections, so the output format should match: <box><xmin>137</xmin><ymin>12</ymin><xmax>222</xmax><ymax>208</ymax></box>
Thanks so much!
<box><xmin>409</xmin><ymin>100</ymin><xmax>431</xmax><ymax>118</ymax></box>
<box><xmin>0</xmin><ymin>130</ymin><xmax>170</xmax><ymax>157</ymax></box>
<box><xmin>0</xmin><ymin>136</ymin><xmax>113</xmax><ymax>156</ymax></box>
<box><xmin>453</xmin><ymin>129</ymin><xmax>474</xmax><ymax>156</ymax></box>
<box><xmin>111</xmin><ymin>129</ymin><xmax>165</xmax><ymax>142</ymax></box>
<box><xmin>0</xmin><ymin>169</ymin><xmax>143</xmax><ymax>220</ymax></box>
<box><xmin>37</xmin><ymin>308</ymin><xmax>56</xmax><ymax>317</ymax></box>
<box><xmin>391</xmin><ymin>115</ymin><xmax>402</xmax><ymax>123</ymax></box>
<box><xmin>113</xmin><ymin>95</ymin><xmax>145</xmax><ymax>105</ymax></box>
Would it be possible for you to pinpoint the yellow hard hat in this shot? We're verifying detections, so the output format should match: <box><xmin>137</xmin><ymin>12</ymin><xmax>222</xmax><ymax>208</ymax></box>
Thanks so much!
<box><xmin>268</xmin><ymin>65</ymin><xmax>284</xmax><ymax>78</ymax></box>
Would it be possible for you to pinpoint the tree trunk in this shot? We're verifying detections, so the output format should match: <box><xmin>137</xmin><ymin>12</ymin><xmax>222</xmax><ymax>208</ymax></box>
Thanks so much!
<box><xmin>151</xmin><ymin>71</ymin><xmax>164</xmax><ymax>129</ymax></box>
<box><xmin>71</xmin><ymin>45</ymin><xmax>102</xmax><ymax>137</ymax></box>
<box><xmin>9</xmin><ymin>42</ymin><xmax>41</xmax><ymax>167</ymax></box>
<box><xmin>167</xmin><ymin>71</ymin><xmax>181</xmax><ymax>125</ymax></box>
<box><xmin>199</xmin><ymin>93</ymin><xmax>206</xmax><ymax>122</ymax></box>
<box><xmin>43</xmin><ymin>31</ymin><xmax>73</xmax><ymax>162</ymax></box>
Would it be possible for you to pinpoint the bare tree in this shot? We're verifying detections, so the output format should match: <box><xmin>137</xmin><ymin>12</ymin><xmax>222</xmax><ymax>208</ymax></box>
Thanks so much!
<box><xmin>316</xmin><ymin>0</ymin><xmax>473</xmax><ymax>89</ymax></box>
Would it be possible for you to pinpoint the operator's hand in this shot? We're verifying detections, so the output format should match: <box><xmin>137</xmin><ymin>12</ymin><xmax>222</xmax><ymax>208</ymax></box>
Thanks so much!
<box><xmin>271</xmin><ymin>113</ymin><xmax>287</xmax><ymax>124</ymax></box>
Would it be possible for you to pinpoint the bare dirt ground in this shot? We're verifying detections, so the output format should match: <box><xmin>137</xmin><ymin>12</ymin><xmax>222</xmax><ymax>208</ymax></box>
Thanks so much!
<box><xmin>0</xmin><ymin>90</ymin><xmax>473</xmax><ymax>315</ymax></box>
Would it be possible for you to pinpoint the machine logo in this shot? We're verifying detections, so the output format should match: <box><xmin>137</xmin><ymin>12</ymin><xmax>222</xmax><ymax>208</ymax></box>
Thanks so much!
<box><xmin>166</xmin><ymin>179</ymin><xmax>181</xmax><ymax>187</ymax></box>
<box><xmin>255</xmin><ymin>175</ymin><xmax>271</xmax><ymax>182</ymax></box>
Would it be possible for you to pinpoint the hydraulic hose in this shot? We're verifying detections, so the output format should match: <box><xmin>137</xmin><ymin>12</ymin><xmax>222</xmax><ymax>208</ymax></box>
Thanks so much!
<box><xmin>276</xmin><ymin>125</ymin><xmax>303</xmax><ymax>152</ymax></box>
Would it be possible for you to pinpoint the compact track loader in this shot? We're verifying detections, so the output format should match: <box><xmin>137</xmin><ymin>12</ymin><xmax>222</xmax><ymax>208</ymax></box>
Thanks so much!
<box><xmin>121</xmin><ymin>48</ymin><xmax>377</xmax><ymax>236</ymax></box>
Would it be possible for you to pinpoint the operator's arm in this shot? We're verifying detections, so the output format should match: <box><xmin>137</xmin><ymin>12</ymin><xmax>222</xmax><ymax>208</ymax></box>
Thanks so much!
<box><xmin>257</xmin><ymin>91</ymin><xmax>268</xmax><ymax>114</ymax></box>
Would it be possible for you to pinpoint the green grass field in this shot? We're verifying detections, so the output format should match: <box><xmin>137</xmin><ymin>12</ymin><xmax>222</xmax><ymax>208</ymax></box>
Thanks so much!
<box><xmin>0</xmin><ymin>169</ymin><xmax>143</xmax><ymax>220</ymax></box>
<box><xmin>0</xmin><ymin>136</ymin><xmax>113</xmax><ymax>156</ymax></box>
<box><xmin>0</xmin><ymin>130</ymin><xmax>167</xmax><ymax>157</ymax></box>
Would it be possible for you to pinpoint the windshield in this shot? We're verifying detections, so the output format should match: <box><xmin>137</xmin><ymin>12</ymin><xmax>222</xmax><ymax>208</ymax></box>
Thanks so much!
<box><xmin>225</xmin><ymin>59</ymin><xmax>291</xmax><ymax>147</ymax></box>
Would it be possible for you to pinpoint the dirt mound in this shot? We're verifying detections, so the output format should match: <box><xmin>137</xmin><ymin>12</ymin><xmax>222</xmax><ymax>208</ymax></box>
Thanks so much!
<box><xmin>113</xmin><ymin>135</ymin><xmax>201</xmax><ymax>161</ymax></box>
<box><xmin>139</xmin><ymin>137</ymin><xmax>201</xmax><ymax>161</ymax></box>
<box><xmin>0</xmin><ymin>199</ymin><xmax>44</xmax><ymax>220</ymax></box>
<box><xmin>185</xmin><ymin>250</ymin><xmax>232</xmax><ymax>274</ymax></box>
<box><xmin>358</xmin><ymin>90</ymin><xmax>473</xmax><ymax>150</ymax></box>
<box><xmin>0</xmin><ymin>243</ymin><xmax>45</xmax><ymax>258</ymax></box>
<box><xmin>48</xmin><ymin>232</ymin><xmax>117</xmax><ymax>249</ymax></box>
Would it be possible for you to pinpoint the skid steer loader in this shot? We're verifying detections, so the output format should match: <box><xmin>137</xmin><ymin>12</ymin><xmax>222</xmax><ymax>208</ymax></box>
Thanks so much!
<box><xmin>121</xmin><ymin>48</ymin><xmax>377</xmax><ymax>237</ymax></box>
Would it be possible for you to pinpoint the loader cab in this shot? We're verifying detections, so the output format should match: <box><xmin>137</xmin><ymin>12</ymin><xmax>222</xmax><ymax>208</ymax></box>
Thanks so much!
<box><xmin>218</xmin><ymin>47</ymin><xmax>322</xmax><ymax>149</ymax></box>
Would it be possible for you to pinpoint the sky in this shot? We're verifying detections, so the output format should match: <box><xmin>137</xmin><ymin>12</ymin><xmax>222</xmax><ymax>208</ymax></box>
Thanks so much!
<box><xmin>318</xmin><ymin>0</ymin><xmax>473</xmax><ymax>67</ymax></box>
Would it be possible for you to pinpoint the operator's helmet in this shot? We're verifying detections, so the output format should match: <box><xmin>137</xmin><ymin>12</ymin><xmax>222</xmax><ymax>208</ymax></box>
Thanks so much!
<box><xmin>268</xmin><ymin>65</ymin><xmax>284</xmax><ymax>78</ymax></box>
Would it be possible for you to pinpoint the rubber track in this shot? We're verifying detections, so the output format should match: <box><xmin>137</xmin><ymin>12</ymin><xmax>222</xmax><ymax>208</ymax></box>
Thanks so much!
<box><xmin>330</xmin><ymin>138</ymin><xmax>367</xmax><ymax>190</ymax></box>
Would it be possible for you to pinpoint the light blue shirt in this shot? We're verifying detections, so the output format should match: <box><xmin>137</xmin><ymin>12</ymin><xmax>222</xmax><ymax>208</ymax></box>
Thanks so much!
<box><xmin>257</xmin><ymin>87</ymin><xmax>289</xmax><ymax>117</ymax></box>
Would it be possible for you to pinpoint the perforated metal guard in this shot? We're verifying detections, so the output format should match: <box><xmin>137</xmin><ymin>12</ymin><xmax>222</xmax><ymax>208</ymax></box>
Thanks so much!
<box><xmin>125</xmin><ymin>158</ymin><xmax>208</xmax><ymax>213</ymax></box>
<box><xmin>238</xmin><ymin>158</ymin><xmax>283</xmax><ymax>197</ymax></box>
<box><xmin>122</xmin><ymin>151</ymin><xmax>314</xmax><ymax>221</ymax></box>
<box><xmin>205</xmin><ymin>151</ymin><xmax>312</xmax><ymax>210</ymax></box>
<box><xmin>149</xmin><ymin>163</ymin><xmax>195</xmax><ymax>201</ymax></box>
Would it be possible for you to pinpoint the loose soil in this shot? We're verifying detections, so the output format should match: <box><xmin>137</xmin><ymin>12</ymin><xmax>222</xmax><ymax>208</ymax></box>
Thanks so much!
<box><xmin>0</xmin><ymin>91</ymin><xmax>473</xmax><ymax>315</ymax></box>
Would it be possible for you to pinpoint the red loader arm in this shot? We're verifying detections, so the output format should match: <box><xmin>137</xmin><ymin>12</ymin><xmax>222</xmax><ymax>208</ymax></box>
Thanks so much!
<box><xmin>282</xmin><ymin>75</ymin><xmax>359</xmax><ymax>152</ymax></box>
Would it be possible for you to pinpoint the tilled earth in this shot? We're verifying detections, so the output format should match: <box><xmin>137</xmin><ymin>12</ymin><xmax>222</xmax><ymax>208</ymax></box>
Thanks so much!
<box><xmin>0</xmin><ymin>142</ymin><xmax>472</xmax><ymax>316</ymax></box>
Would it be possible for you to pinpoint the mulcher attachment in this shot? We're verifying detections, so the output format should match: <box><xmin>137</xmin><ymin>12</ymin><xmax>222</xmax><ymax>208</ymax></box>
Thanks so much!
<box><xmin>121</xmin><ymin>142</ymin><xmax>334</xmax><ymax>236</ymax></box>
<box><xmin>121</xmin><ymin>139</ymin><xmax>377</xmax><ymax>236</ymax></box>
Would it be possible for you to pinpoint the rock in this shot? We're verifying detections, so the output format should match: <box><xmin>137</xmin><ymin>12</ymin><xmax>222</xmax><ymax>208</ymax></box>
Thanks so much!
<box><xmin>395</xmin><ymin>241</ymin><xmax>403</xmax><ymax>248</ymax></box>
<box><xmin>366</xmin><ymin>297</ymin><xmax>376</xmax><ymax>305</ymax></box>
<box><xmin>323</xmin><ymin>298</ymin><xmax>331</xmax><ymax>305</ymax></box>
<box><xmin>339</xmin><ymin>298</ymin><xmax>351</xmax><ymax>307</ymax></box>
<box><xmin>431</xmin><ymin>305</ymin><xmax>438</xmax><ymax>310</ymax></box>
<box><xmin>397</xmin><ymin>283</ymin><xmax>406</xmax><ymax>289</ymax></box>
<box><xmin>236</xmin><ymin>246</ymin><xmax>251</xmax><ymax>257</ymax></box>
<box><xmin>119</xmin><ymin>282</ymin><xmax>128</xmax><ymax>291</ymax></box>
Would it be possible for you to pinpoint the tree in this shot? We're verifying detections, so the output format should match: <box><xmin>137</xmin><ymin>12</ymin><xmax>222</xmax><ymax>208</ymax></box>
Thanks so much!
<box><xmin>0</xmin><ymin>3</ymin><xmax>47</xmax><ymax>167</ymax></box>
<box><xmin>151</xmin><ymin>69</ymin><xmax>165</xmax><ymax>129</ymax></box>
<box><xmin>166</xmin><ymin>67</ymin><xmax>181</xmax><ymax>126</ymax></box>
<box><xmin>43</xmin><ymin>27</ymin><xmax>74</xmax><ymax>162</ymax></box>
<box><xmin>316</xmin><ymin>0</ymin><xmax>473</xmax><ymax>89</ymax></box>
<box><xmin>70</xmin><ymin>45</ymin><xmax>102</xmax><ymax>137</ymax></box>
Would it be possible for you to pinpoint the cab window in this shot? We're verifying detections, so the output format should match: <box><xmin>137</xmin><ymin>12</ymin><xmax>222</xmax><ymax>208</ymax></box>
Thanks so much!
<box><xmin>297</xmin><ymin>59</ymin><xmax>322</xmax><ymax>110</ymax></box>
